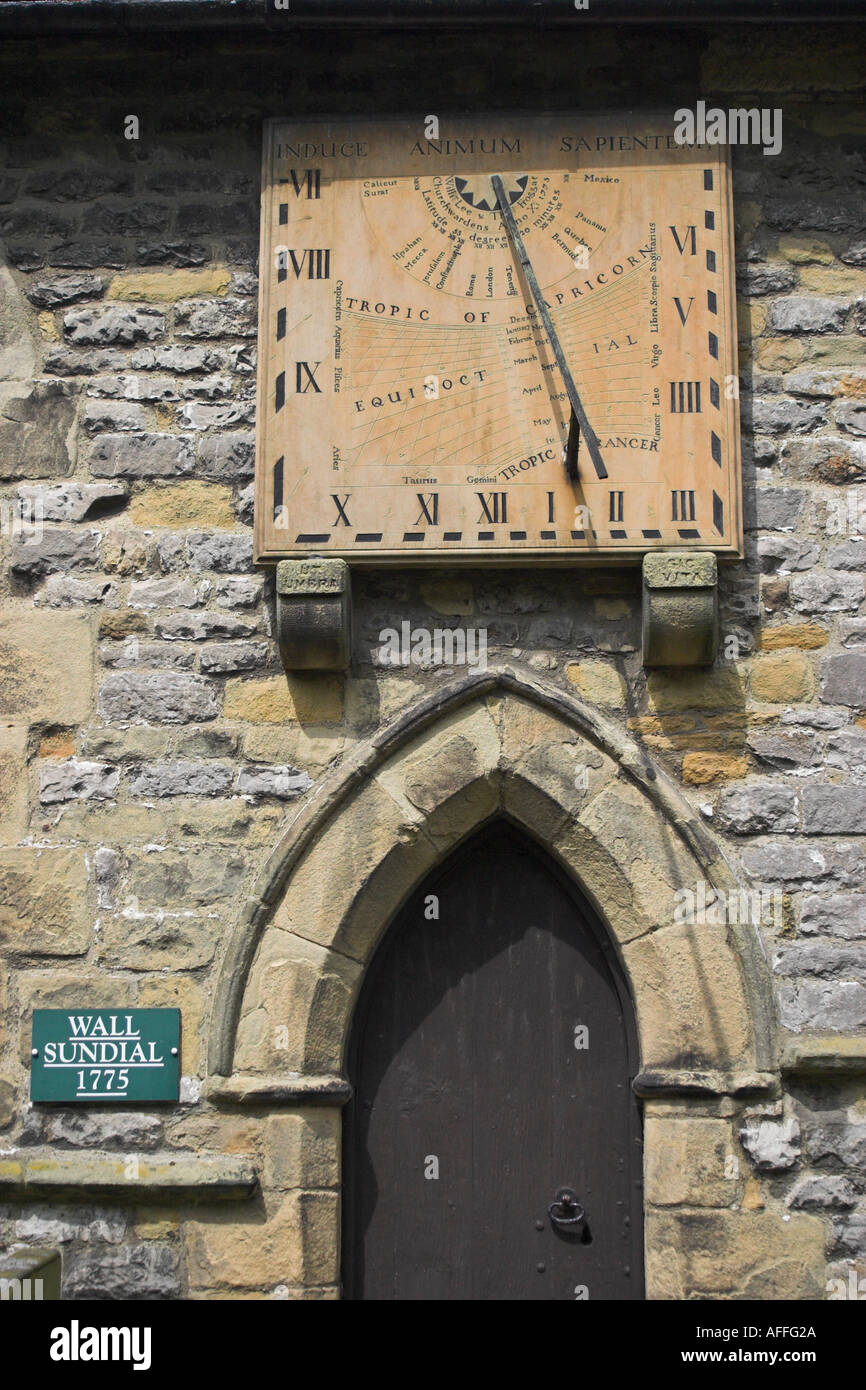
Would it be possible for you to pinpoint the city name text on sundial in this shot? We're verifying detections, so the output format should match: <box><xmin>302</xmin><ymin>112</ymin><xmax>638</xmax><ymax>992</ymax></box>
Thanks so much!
<box><xmin>254</xmin><ymin>115</ymin><xmax>742</xmax><ymax>564</ymax></box>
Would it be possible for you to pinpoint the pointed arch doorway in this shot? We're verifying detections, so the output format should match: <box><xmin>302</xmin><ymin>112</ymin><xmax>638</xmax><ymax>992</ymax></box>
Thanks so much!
<box><xmin>342</xmin><ymin>819</ymin><xmax>643</xmax><ymax>1301</ymax></box>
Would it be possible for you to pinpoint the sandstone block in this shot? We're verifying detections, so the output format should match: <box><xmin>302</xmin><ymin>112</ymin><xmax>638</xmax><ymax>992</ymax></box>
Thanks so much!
<box><xmin>0</xmin><ymin>848</ymin><xmax>90</xmax><ymax>958</ymax></box>
<box><xmin>0</xmin><ymin>610</ymin><xmax>92</xmax><ymax>723</ymax></box>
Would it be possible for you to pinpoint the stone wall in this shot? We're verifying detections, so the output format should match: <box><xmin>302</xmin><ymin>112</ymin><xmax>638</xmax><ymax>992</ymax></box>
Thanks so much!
<box><xmin>0</xmin><ymin>22</ymin><xmax>864</xmax><ymax>1298</ymax></box>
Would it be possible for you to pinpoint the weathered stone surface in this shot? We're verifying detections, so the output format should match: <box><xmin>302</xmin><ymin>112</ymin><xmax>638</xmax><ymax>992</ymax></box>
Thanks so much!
<box><xmin>827</xmin><ymin>539</ymin><xmax>866</xmax><ymax>570</ymax></box>
<box><xmin>200</xmin><ymin>641</ymin><xmax>269</xmax><ymax>674</ymax></box>
<box><xmin>767</xmin><ymin>296</ymin><xmax>850</xmax><ymax>333</ymax></box>
<box><xmin>716</xmin><ymin>783</ymin><xmax>798</xmax><ymax>835</ymax></box>
<box><xmin>646</xmin><ymin>1208</ymin><xmax>825</xmax><ymax>1300</ymax></box>
<box><xmin>745</xmin><ymin>488</ymin><xmax>808</xmax><ymax>533</ymax></box>
<box><xmin>155</xmin><ymin>613</ymin><xmax>257</xmax><ymax>641</ymax></box>
<box><xmin>0</xmin><ymin>725</ymin><xmax>28</xmax><ymax>838</ymax></box>
<box><xmin>10</xmin><ymin>528</ymin><xmax>101</xmax><ymax>577</ymax></box>
<box><xmin>564</xmin><ymin>659</ymin><xmax>627</xmax><ymax>707</ymax></box>
<box><xmin>65</xmin><ymin>1244</ymin><xmax>180</xmax><ymax>1300</ymax></box>
<box><xmin>0</xmin><ymin>610</ymin><xmax>92</xmax><ymax>723</ymax></box>
<box><xmin>737</xmin><ymin>262</ymin><xmax>795</xmax><ymax>296</ymax></box>
<box><xmin>186</xmin><ymin>532</ymin><xmax>253</xmax><ymax>573</ymax></box>
<box><xmin>17</xmin><ymin>481</ymin><xmax>127</xmax><ymax>522</ymax></box>
<box><xmin>803</xmin><ymin>1121</ymin><xmax>866</xmax><ymax>1169</ymax></box>
<box><xmin>801</xmin><ymin>785</ymin><xmax>866</xmax><ymax>834</ymax></box>
<box><xmin>130</xmin><ymin>480</ymin><xmax>234</xmax><ymax>530</ymax></box>
<box><xmin>34</xmin><ymin>575</ymin><xmax>119</xmax><ymax>609</ymax></box>
<box><xmin>27</xmin><ymin>274</ymin><xmax>105</xmax><ymax>308</ymax></box>
<box><xmin>0</xmin><ymin>849</ymin><xmax>90</xmax><ymax>958</ymax></box>
<box><xmin>646</xmin><ymin>667</ymin><xmax>745</xmax><ymax>712</ymax></box>
<box><xmin>837</xmin><ymin>400</ymin><xmax>866</xmax><ymax>438</ymax></box>
<box><xmin>47</xmin><ymin>1112</ymin><xmax>162</xmax><ymax>1150</ymax></box>
<box><xmin>197</xmin><ymin>431</ymin><xmax>255</xmax><ymax>481</ymax></box>
<box><xmin>64</xmin><ymin>306</ymin><xmax>165</xmax><ymax>346</ymax></box>
<box><xmin>791</xmin><ymin>570</ymin><xmax>864</xmax><ymax>613</ymax></box>
<box><xmin>128</xmin><ymin>761</ymin><xmax>233</xmax><ymax>797</ymax></box>
<box><xmin>779</xmin><ymin>979</ymin><xmax>866</xmax><ymax>1031</ymax></box>
<box><xmin>89</xmin><ymin>432</ymin><xmax>194</xmax><ymax>479</ymax></box>
<box><xmin>108</xmin><ymin>267</ymin><xmax>231</xmax><ymax>301</ymax></box>
<box><xmin>821</xmin><ymin>652</ymin><xmax>866</xmax><ymax>707</ymax></box>
<box><xmin>645</xmin><ymin>1116</ymin><xmax>735</xmax><ymax>1208</ymax></box>
<box><xmin>98</xmin><ymin>672</ymin><xmax>220</xmax><ymax>724</ymax></box>
<box><xmin>98</xmin><ymin>914</ymin><xmax>217</xmax><ymax>970</ymax></box>
<box><xmin>128</xmin><ymin>577</ymin><xmax>204</xmax><ymax>609</ymax></box>
<box><xmin>741</xmin><ymin>843</ymin><xmax>830</xmax><ymax>886</ymax></box>
<box><xmin>801</xmin><ymin>894</ymin><xmax>866</xmax><ymax>938</ymax></box>
<box><xmin>224</xmin><ymin>675</ymin><xmax>343</xmax><ymax>724</ymax></box>
<box><xmin>99</xmin><ymin>639</ymin><xmax>194</xmax><ymax>670</ymax></box>
<box><xmin>748</xmin><ymin>729</ymin><xmax>818</xmax><ymax>769</ymax></box>
<box><xmin>214</xmin><ymin>575</ymin><xmax>264</xmax><ymax>608</ymax></box>
<box><xmin>747</xmin><ymin>399</ymin><xmax>827</xmax><ymax>435</ymax></box>
<box><xmin>82</xmin><ymin>400</ymin><xmax>149</xmax><ymax>434</ymax></box>
<box><xmin>0</xmin><ymin>380</ymin><xmax>76</xmax><ymax>479</ymax></box>
<box><xmin>40</xmin><ymin>759</ymin><xmax>119</xmax><ymax>804</ymax></box>
<box><xmin>681</xmin><ymin>753</ymin><xmax>748</xmax><ymax>785</ymax></box>
<box><xmin>127</xmin><ymin>847</ymin><xmax>246</xmax><ymax>907</ymax></box>
<box><xmin>235</xmin><ymin>765</ymin><xmax>313</xmax><ymax>800</ymax></box>
<box><xmin>263</xmin><ymin>1112</ymin><xmax>340</xmax><ymax>1191</ymax></box>
<box><xmin>739</xmin><ymin>1116</ymin><xmax>800</xmax><ymax>1171</ymax></box>
<box><xmin>174</xmin><ymin>297</ymin><xmax>256</xmax><ymax>339</ymax></box>
<box><xmin>789</xmin><ymin>1176</ymin><xmax>856</xmax><ymax>1212</ymax></box>
<box><xmin>750</xmin><ymin>653</ymin><xmax>815</xmax><ymax>702</ymax></box>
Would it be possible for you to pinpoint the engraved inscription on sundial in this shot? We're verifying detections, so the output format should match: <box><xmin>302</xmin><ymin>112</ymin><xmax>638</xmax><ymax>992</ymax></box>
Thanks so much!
<box><xmin>254</xmin><ymin>115</ymin><xmax>742</xmax><ymax>564</ymax></box>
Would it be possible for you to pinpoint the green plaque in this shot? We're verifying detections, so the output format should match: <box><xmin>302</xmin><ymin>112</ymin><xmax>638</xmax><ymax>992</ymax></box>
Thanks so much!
<box><xmin>30</xmin><ymin>1009</ymin><xmax>180</xmax><ymax>1103</ymax></box>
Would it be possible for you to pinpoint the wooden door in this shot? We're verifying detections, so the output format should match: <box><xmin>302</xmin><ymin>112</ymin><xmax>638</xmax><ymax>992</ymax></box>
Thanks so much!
<box><xmin>342</xmin><ymin>821</ymin><xmax>643</xmax><ymax>1301</ymax></box>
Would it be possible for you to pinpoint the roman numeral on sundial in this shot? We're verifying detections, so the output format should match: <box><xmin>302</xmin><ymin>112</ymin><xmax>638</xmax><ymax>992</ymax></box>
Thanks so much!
<box><xmin>416</xmin><ymin>493</ymin><xmax>439</xmax><ymax>526</ymax></box>
<box><xmin>477</xmin><ymin>492</ymin><xmax>507</xmax><ymax>524</ymax></box>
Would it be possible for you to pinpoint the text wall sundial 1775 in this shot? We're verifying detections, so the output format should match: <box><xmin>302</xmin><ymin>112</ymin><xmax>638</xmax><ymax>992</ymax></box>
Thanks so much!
<box><xmin>254</xmin><ymin>114</ymin><xmax>742</xmax><ymax>564</ymax></box>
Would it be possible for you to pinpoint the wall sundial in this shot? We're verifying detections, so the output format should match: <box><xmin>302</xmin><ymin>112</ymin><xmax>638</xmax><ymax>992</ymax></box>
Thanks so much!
<box><xmin>254</xmin><ymin>114</ymin><xmax>742</xmax><ymax>565</ymax></box>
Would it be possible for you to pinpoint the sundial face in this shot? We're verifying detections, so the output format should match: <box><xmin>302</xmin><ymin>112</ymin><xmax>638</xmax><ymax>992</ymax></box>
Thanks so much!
<box><xmin>254</xmin><ymin>115</ymin><xmax>742</xmax><ymax>564</ymax></box>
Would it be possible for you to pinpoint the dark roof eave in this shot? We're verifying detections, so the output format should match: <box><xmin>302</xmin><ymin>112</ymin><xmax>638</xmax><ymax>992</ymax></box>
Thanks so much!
<box><xmin>0</xmin><ymin>0</ymin><xmax>864</xmax><ymax>35</ymax></box>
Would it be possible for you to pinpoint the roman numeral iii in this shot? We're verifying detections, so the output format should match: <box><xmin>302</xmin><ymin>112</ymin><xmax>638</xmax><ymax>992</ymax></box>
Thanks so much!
<box><xmin>671</xmin><ymin>490</ymin><xmax>696</xmax><ymax>522</ymax></box>
<box><xmin>670</xmin><ymin>381</ymin><xmax>702</xmax><ymax>413</ymax></box>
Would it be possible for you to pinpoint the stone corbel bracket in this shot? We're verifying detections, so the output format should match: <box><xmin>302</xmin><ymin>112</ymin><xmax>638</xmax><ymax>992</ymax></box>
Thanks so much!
<box><xmin>642</xmin><ymin>550</ymin><xmax>720</xmax><ymax>668</ymax></box>
<box><xmin>276</xmin><ymin>556</ymin><xmax>352</xmax><ymax>672</ymax></box>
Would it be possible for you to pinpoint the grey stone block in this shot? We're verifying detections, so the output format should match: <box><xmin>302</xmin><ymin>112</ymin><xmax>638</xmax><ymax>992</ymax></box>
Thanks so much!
<box><xmin>199</xmin><ymin>641</ymin><xmax>270</xmax><ymax>674</ymax></box>
<box><xmin>174</xmin><ymin>296</ymin><xmax>256</xmax><ymax>339</ymax></box>
<box><xmin>154</xmin><ymin>613</ymin><xmax>257</xmax><ymax>641</ymax></box>
<box><xmin>802</xmin><ymin>785</ymin><xmax>866</xmax><ymax>834</ymax></box>
<box><xmin>741</xmin><ymin>843</ymin><xmax>830</xmax><ymax>885</ymax></box>
<box><xmin>65</xmin><ymin>1244</ymin><xmax>180</xmax><ymax>1300</ymax></box>
<box><xmin>736</xmin><ymin>262</ymin><xmax>795</xmax><ymax>296</ymax></box>
<box><xmin>35</xmin><ymin>576</ymin><xmax>119</xmax><ymax>608</ymax></box>
<box><xmin>0</xmin><ymin>380</ymin><xmax>77</xmax><ymax>480</ymax></box>
<box><xmin>197</xmin><ymin>431</ymin><xmax>255</xmax><ymax>481</ymax></box>
<box><xmin>47</xmin><ymin>1112</ymin><xmax>162</xmax><ymax>1150</ymax></box>
<box><xmin>99</xmin><ymin>640</ymin><xmax>195</xmax><ymax>670</ymax></box>
<box><xmin>39</xmin><ymin>760</ymin><xmax>120</xmax><ymax>804</ymax></box>
<box><xmin>716</xmin><ymin>783</ymin><xmax>799</xmax><ymax>835</ymax></box>
<box><xmin>754</xmin><ymin>535</ymin><xmax>818</xmax><ymax>572</ymax></box>
<box><xmin>767</xmin><ymin>297</ymin><xmax>850</xmax><ymax>333</ymax></box>
<box><xmin>779</xmin><ymin>979</ymin><xmax>866</xmax><ymax>1031</ymax></box>
<box><xmin>89</xmin><ymin>432</ymin><xmax>194</xmax><ymax>479</ymax></box>
<box><xmin>821</xmin><ymin>652</ymin><xmax>866</xmax><ymax>706</ymax></box>
<box><xmin>17</xmin><ymin>482</ymin><xmax>127</xmax><ymax>522</ymax></box>
<box><xmin>748</xmin><ymin>729</ymin><xmax>818</xmax><ymax>769</ymax></box>
<box><xmin>98</xmin><ymin>672</ymin><xmax>220</xmax><ymax>724</ymax></box>
<box><xmin>26</xmin><ymin>274</ymin><xmax>105</xmax><ymax>308</ymax></box>
<box><xmin>82</xmin><ymin>400</ymin><xmax>149</xmax><ymax>434</ymax></box>
<box><xmin>746</xmin><ymin>399</ymin><xmax>826</xmax><ymax>436</ymax></box>
<box><xmin>128</xmin><ymin>577</ymin><xmax>204</xmax><ymax>609</ymax></box>
<box><xmin>128</xmin><ymin>761</ymin><xmax>234</xmax><ymax>797</ymax></box>
<box><xmin>64</xmin><ymin>306</ymin><xmax>165</xmax><ymax>346</ymax></box>
<box><xmin>739</xmin><ymin>1116</ymin><xmax>800</xmax><ymax>1171</ymax></box>
<box><xmin>235</xmin><ymin>765</ymin><xmax>313</xmax><ymax>800</ymax></box>
<box><xmin>836</xmin><ymin>400</ymin><xmax>866</xmax><ymax>438</ymax></box>
<box><xmin>801</xmin><ymin>894</ymin><xmax>866</xmax><ymax>939</ymax></box>
<box><xmin>791</xmin><ymin>570</ymin><xmax>864</xmax><ymax>613</ymax></box>
<box><xmin>787</xmin><ymin>1176</ymin><xmax>856</xmax><ymax>1211</ymax></box>
<box><xmin>185</xmin><ymin>531</ymin><xmax>253</xmax><ymax>573</ymax></box>
<box><xmin>10</xmin><ymin>529</ymin><xmax>101</xmax><ymax>576</ymax></box>
<box><xmin>827</xmin><ymin>539</ymin><xmax>866</xmax><ymax>570</ymax></box>
<box><xmin>773</xmin><ymin>942</ymin><xmax>866</xmax><ymax>979</ymax></box>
